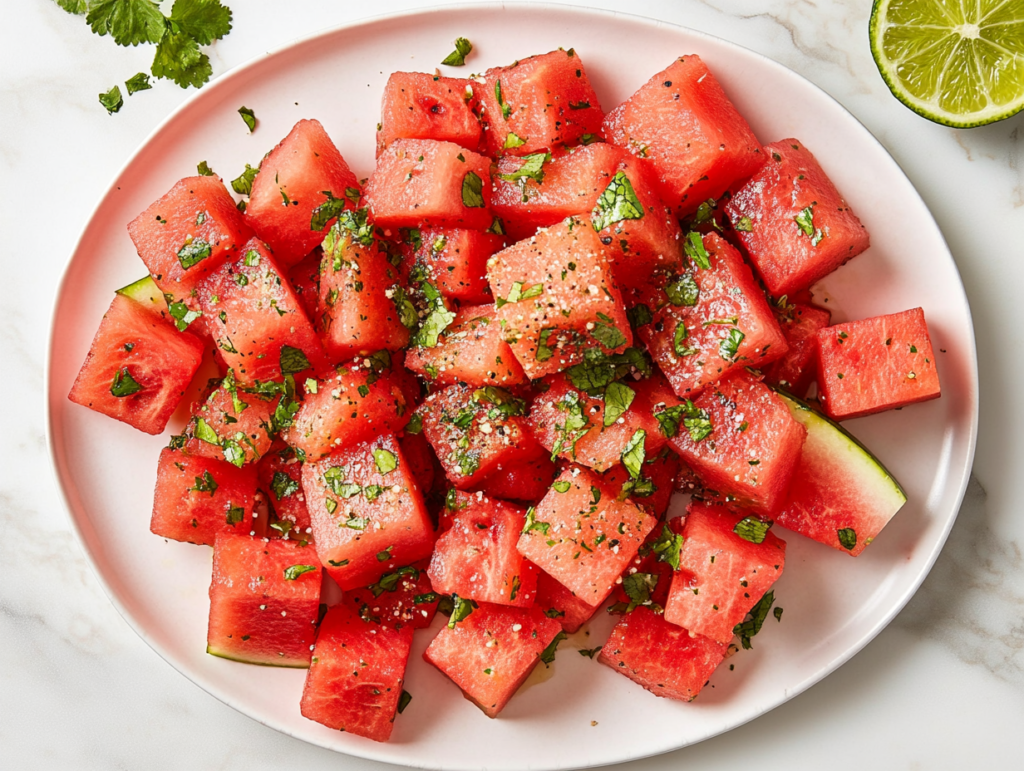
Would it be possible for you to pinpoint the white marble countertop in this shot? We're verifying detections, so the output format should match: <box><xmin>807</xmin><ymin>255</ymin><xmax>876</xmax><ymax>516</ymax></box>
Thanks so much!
<box><xmin>3</xmin><ymin>0</ymin><xmax>1022</xmax><ymax>768</ymax></box>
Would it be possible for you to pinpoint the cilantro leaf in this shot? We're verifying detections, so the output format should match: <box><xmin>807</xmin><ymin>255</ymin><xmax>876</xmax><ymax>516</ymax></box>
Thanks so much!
<box><xmin>603</xmin><ymin>382</ymin><xmax>635</xmax><ymax>427</ymax></box>
<box><xmin>441</xmin><ymin>36</ymin><xmax>473</xmax><ymax>66</ymax></box>
<box><xmin>237</xmin><ymin>105</ymin><xmax>256</xmax><ymax>132</ymax></box>
<box><xmin>151</xmin><ymin>32</ymin><xmax>213</xmax><ymax>89</ymax></box>
<box><xmin>591</xmin><ymin>171</ymin><xmax>644</xmax><ymax>232</ymax></box>
<box><xmin>98</xmin><ymin>85</ymin><xmax>123</xmax><ymax>114</ymax></box>
<box><xmin>56</xmin><ymin>0</ymin><xmax>88</xmax><ymax>13</ymax></box>
<box><xmin>87</xmin><ymin>0</ymin><xmax>166</xmax><ymax>47</ymax></box>
<box><xmin>734</xmin><ymin>591</ymin><xmax>775</xmax><ymax>650</ymax></box>
<box><xmin>169</xmin><ymin>0</ymin><xmax>233</xmax><ymax>46</ymax></box>
<box><xmin>125</xmin><ymin>72</ymin><xmax>152</xmax><ymax>95</ymax></box>
<box><xmin>196</xmin><ymin>160</ymin><xmax>214</xmax><ymax>176</ymax></box>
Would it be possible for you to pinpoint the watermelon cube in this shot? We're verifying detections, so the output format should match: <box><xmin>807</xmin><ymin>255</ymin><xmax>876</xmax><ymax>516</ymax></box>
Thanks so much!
<box><xmin>606</xmin><ymin>517</ymin><xmax>683</xmax><ymax>613</ymax></box>
<box><xmin>763</xmin><ymin>302</ymin><xmax>832</xmax><ymax>397</ymax></box>
<box><xmin>257</xmin><ymin>443</ymin><xmax>312</xmax><ymax>542</ymax></box>
<box><xmin>599</xmin><ymin>606</ymin><xmax>727</xmax><ymax>701</ymax></box>
<box><xmin>423</xmin><ymin>602</ymin><xmax>563</xmax><ymax>718</ymax></box>
<box><xmin>595</xmin><ymin>156</ymin><xmax>683</xmax><ymax>291</ymax></box>
<box><xmin>207</xmin><ymin>534</ymin><xmax>322</xmax><ymax>667</ymax></box>
<box><xmin>638</xmin><ymin>232</ymin><xmax>788</xmax><ymax>398</ymax></box>
<box><xmin>528</xmin><ymin>374</ymin><xmax>673</xmax><ymax>472</ymax></box>
<box><xmin>490</xmin><ymin>143</ymin><xmax>625</xmax><ymax>241</ymax></box>
<box><xmin>668</xmin><ymin>372</ymin><xmax>805</xmax><ymax>513</ymax></box>
<box><xmin>772</xmin><ymin>393</ymin><xmax>907</xmax><ymax>556</ymax></box>
<box><xmin>664</xmin><ymin>502</ymin><xmax>786</xmax><ymax>644</ymax></box>
<box><xmin>181</xmin><ymin>372</ymin><xmax>277</xmax><ymax>466</ymax></box>
<box><xmin>194</xmin><ymin>238</ymin><xmax>329</xmax><ymax>384</ymax></box>
<box><xmin>416</xmin><ymin>383</ymin><xmax>541</xmax><ymax>489</ymax></box>
<box><xmin>287</xmin><ymin>247</ymin><xmax>323</xmax><ymax>321</ymax></box>
<box><xmin>68</xmin><ymin>289</ymin><xmax>204</xmax><ymax>435</ymax></box>
<box><xmin>405</xmin><ymin>304</ymin><xmax>527</xmax><ymax>388</ymax></box>
<box><xmin>245</xmin><ymin>119</ymin><xmax>360</xmax><ymax>267</ymax></box>
<box><xmin>300</xmin><ymin>603</ymin><xmax>413</xmax><ymax>742</ymax></box>
<box><xmin>365</xmin><ymin>139</ymin><xmax>494</xmax><ymax>230</ymax></box>
<box><xmin>816</xmin><ymin>307</ymin><xmax>941</xmax><ymax>420</ymax></box>
<box><xmin>470</xmin><ymin>451</ymin><xmax>559</xmax><ymax>504</ymax></box>
<box><xmin>534</xmin><ymin>568</ymin><xmax>599</xmax><ymax>633</ymax></box>
<box><xmin>478</xmin><ymin>49</ymin><xmax>604</xmax><ymax>158</ymax></box>
<box><xmin>428</xmin><ymin>491</ymin><xmax>537</xmax><ymax>607</ymax></box>
<box><xmin>516</xmin><ymin>466</ymin><xmax>657</xmax><ymax>606</ymax></box>
<box><xmin>377</xmin><ymin>72</ymin><xmax>481</xmax><ymax>154</ymax></box>
<box><xmin>341</xmin><ymin>561</ymin><xmax>439</xmax><ymax>630</ymax></box>
<box><xmin>301</xmin><ymin>433</ymin><xmax>435</xmax><ymax>591</ymax></box>
<box><xmin>401</xmin><ymin>227</ymin><xmax>503</xmax><ymax>304</ymax></box>
<box><xmin>150</xmin><ymin>447</ymin><xmax>257</xmax><ymax>546</ymax></box>
<box><xmin>600</xmin><ymin>447</ymin><xmax>683</xmax><ymax>519</ymax></box>
<box><xmin>316</xmin><ymin>218</ymin><xmax>411</xmax><ymax>361</ymax></box>
<box><xmin>601</xmin><ymin>56</ymin><xmax>765</xmax><ymax>217</ymax></box>
<box><xmin>128</xmin><ymin>175</ymin><xmax>254</xmax><ymax>299</ymax></box>
<box><xmin>488</xmin><ymin>217</ymin><xmax>632</xmax><ymax>378</ymax></box>
<box><xmin>284</xmin><ymin>358</ymin><xmax>412</xmax><ymax>461</ymax></box>
<box><xmin>725</xmin><ymin>139</ymin><xmax>870</xmax><ymax>297</ymax></box>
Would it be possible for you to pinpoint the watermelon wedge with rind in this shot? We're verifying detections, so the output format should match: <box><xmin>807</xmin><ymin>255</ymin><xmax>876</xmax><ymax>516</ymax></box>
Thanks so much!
<box><xmin>772</xmin><ymin>392</ymin><xmax>906</xmax><ymax>556</ymax></box>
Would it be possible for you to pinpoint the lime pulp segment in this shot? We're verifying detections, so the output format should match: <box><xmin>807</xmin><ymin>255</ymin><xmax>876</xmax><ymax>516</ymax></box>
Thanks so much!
<box><xmin>870</xmin><ymin>0</ymin><xmax>1024</xmax><ymax>127</ymax></box>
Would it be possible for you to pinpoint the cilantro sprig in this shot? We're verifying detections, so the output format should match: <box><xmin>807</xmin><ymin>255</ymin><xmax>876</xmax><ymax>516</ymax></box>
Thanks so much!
<box><xmin>57</xmin><ymin>0</ymin><xmax>234</xmax><ymax>112</ymax></box>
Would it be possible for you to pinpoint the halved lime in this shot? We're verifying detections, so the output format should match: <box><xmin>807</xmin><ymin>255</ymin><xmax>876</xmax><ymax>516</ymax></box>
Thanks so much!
<box><xmin>870</xmin><ymin>0</ymin><xmax>1024</xmax><ymax>128</ymax></box>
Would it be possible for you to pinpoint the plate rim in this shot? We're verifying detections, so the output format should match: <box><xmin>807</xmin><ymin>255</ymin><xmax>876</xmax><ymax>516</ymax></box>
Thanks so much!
<box><xmin>45</xmin><ymin>2</ymin><xmax>980</xmax><ymax>768</ymax></box>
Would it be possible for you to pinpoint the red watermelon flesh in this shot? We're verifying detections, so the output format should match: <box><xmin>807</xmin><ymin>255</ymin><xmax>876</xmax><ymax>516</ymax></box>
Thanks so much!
<box><xmin>150</xmin><ymin>447</ymin><xmax>257</xmax><ymax>546</ymax></box>
<box><xmin>470</xmin><ymin>451</ymin><xmax>559</xmax><ymax>505</ymax></box>
<box><xmin>377</xmin><ymin>72</ymin><xmax>481</xmax><ymax>154</ymax></box>
<box><xmin>488</xmin><ymin>217</ymin><xmax>632</xmax><ymax>378</ymax></box>
<box><xmin>257</xmin><ymin>443</ymin><xmax>313</xmax><ymax>543</ymax></box>
<box><xmin>207</xmin><ymin>534</ymin><xmax>322</xmax><ymax>667</ymax></box>
<box><xmin>428</xmin><ymin>491</ymin><xmax>537</xmax><ymax>607</ymax></box>
<box><xmin>316</xmin><ymin>221</ymin><xmax>411</xmax><ymax>362</ymax></box>
<box><xmin>287</xmin><ymin>247</ymin><xmax>322</xmax><ymax>321</ymax></box>
<box><xmin>534</xmin><ymin>568</ymin><xmax>600</xmax><ymax>633</ymax></box>
<box><xmin>725</xmin><ymin>139</ymin><xmax>870</xmax><ymax>297</ymax></box>
<box><xmin>638</xmin><ymin>232</ymin><xmax>788</xmax><ymax>399</ymax></box>
<box><xmin>300</xmin><ymin>603</ymin><xmax>413</xmax><ymax>742</ymax></box>
<box><xmin>478</xmin><ymin>49</ymin><xmax>604</xmax><ymax>158</ymax></box>
<box><xmin>516</xmin><ymin>465</ymin><xmax>656</xmax><ymax>606</ymax></box>
<box><xmin>416</xmin><ymin>383</ymin><xmax>541</xmax><ymax>490</ymax></box>
<box><xmin>601</xmin><ymin>55</ymin><xmax>765</xmax><ymax>217</ymax></box>
<box><xmin>490</xmin><ymin>143</ymin><xmax>625</xmax><ymax>241</ymax></box>
<box><xmin>128</xmin><ymin>175</ymin><xmax>254</xmax><ymax>300</ymax></box>
<box><xmin>596</xmin><ymin>156</ymin><xmax>683</xmax><ymax>292</ymax></box>
<box><xmin>245</xmin><ymin>119</ymin><xmax>360</xmax><ymax>267</ymax></box>
<box><xmin>608</xmin><ymin>517</ymin><xmax>684</xmax><ymax>613</ymax></box>
<box><xmin>182</xmin><ymin>373</ymin><xmax>277</xmax><ymax>466</ymax></box>
<box><xmin>365</xmin><ymin>139</ymin><xmax>494</xmax><ymax>230</ymax></box>
<box><xmin>599</xmin><ymin>606</ymin><xmax>727</xmax><ymax>701</ymax></box>
<box><xmin>69</xmin><ymin>291</ymin><xmax>204</xmax><ymax>435</ymax></box>
<box><xmin>405</xmin><ymin>304</ymin><xmax>527</xmax><ymax>389</ymax></box>
<box><xmin>402</xmin><ymin>227</ymin><xmax>503</xmax><ymax>305</ymax></box>
<box><xmin>194</xmin><ymin>238</ymin><xmax>329</xmax><ymax>385</ymax></box>
<box><xmin>816</xmin><ymin>307</ymin><xmax>941</xmax><ymax>421</ymax></box>
<box><xmin>600</xmin><ymin>447</ymin><xmax>683</xmax><ymax>519</ymax></box>
<box><xmin>668</xmin><ymin>371</ymin><xmax>805</xmax><ymax>514</ymax></box>
<box><xmin>301</xmin><ymin>433</ymin><xmax>435</xmax><ymax>591</ymax></box>
<box><xmin>398</xmin><ymin>431</ymin><xmax>439</xmax><ymax>498</ymax></box>
<box><xmin>284</xmin><ymin>361</ymin><xmax>412</xmax><ymax>461</ymax></box>
<box><xmin>772</xmin><ymin>393</ymin><xmax>907</xmax><ymax>556</ymax></box>
<box><xmin>663</xmin><ymin>502</ymin><xmax>786</xmax><ymax>644</ymax></box>
<box><xmin>423</xmin><ymin>602</ymin><xmax>563</xmax><ymax>718</ymax></box>
<box><xmin>341</xmin><ymin>560</ymin><xmax>439</xmax><ymax>630</ymax></box>
<box><xmin>763</xmin><ymin>302</ymin><xmax>831</xmax><ymax>397</ymax></box>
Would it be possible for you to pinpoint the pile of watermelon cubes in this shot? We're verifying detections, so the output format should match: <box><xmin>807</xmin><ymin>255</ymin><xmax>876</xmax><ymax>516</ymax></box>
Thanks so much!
<box><xmin>69</xmin><ymin>48</ymin><xmax>942</xmax><ymax>741</ymax></box>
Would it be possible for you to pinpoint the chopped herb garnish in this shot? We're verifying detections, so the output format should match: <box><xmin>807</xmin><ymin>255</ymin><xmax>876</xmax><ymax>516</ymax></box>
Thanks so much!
<box><xmin>373</xmin><ymin>448</ymin><xmax>398</xmax><ymax>475</ymax></box>
<box><xmin>238</xmin><ymin>105</ymin><xmax>256</xmax><ymax>132</ymax></box>
<box><xmin>665</xmin><ymin>272</ymin><xmax>699</xmax><ymax>307</ymax></box>
<box><xmin>733</xmin><ymin>215</ymin><xmax>754</xmax><ymax>232</ymax></box>
<box><xmin>190</xmin><ymin>470</ymin><xmax>218</xmax><ymax>496</ymax></box>
<box><xmin>497</xmin><ymin>152</ymin><xmax>549</xmax><ymax>185</ymax></box>
<box><xmin>540</xmin><ymin>631</ymin><xmax>568</xmax><ymax>665</ymax></box>
<box><xmin>719</xmin><ymin>328</ymin><xmax>745</xmax><ymax>361</ymax></box>
<box><xmin>649</xmin><ymin>522</ymin><xmax>683</xmax><ymax>570</ymax></box>
<box><xmin>591</xmin><ymin>171</ymin><xmax>644</xmax><ymax>232</ymax></box>
<box><xmin>837</xmin><ymin>527</ymin><xmax>857</xmax><ymax>551</ymax></box>
<box><xmin>270</xmin><ymin>471</ymin><xmax>299</xmax><ymax>501</ymax></box>
<box><xmin>734</xmin><ymin>516</ymin><xmax>771</xmax><ymax>544</ymax></box>
<box><xmin>176</xmin><ymin>238</ymin><xmax>212</xmax><ymax>269</ymax></box>
<box><xmin>734</xmin><ymin>591</ymin><xmax>775</xmax><ymax>649</ymax></box>
<box><xmin>447</xmin><ymin>595</ymin><xmax>477</xmax><ymax>628</ymax></box>
<box><xmin>621</xmin><ymin>429</ymin><xmax>646</xmax><ymax>480</ymax></box>
<box><xmin>522</xmin><ymin>507</ymin><xmax>551</xmax><ymax>536</ymax></box>
<box><xmin>461</xmin><ymin>170</ymin><xmax>485</xmax><ymax>208</ymax></box>
<box><xmin>553</xmin><ymin>480</ymin><xmax>572</xmax><ymax>493</ymax></box>
<box><xmin>441</xmin><ymin>36</ymin><xmax>473</xmax><ymax>66</ymax></box>
<box><xmin>578</xmin><ymin>646</ymin><xmax>602</xmax><ymax>658</ymax></box>
<box><xmin>279</xmin><ymin>345</ymin><xmax>310</xmax><ymax>375</ymax></box>
<box><xmin>110</xmin><ymin>367</ymin><xmax>143</xmax><ymax>397</ymax></box>
<box><xmin>397</xmin><ymin>690</ymin><xmax>412</xmax><ymax>714</ymax></box>
<box><xmin>283</xmin><ymin>564</ymin><xmax>318</xmax><ymax>581</ymax></box>
<box><xmin>98</xmin><ymin>85</ymin><xmax>123</xmax><ymax>114</ymax></box>
<box><xmin>602</xmin><ymin>381</ymin><xmax>635</xmax><ymax>427</ymax></box>
<box><xmin>230</xmin><ymin>164</ymin><xmax>258</xmax><ymax>196</ymax></box>
<box><xmin>309</xmin><ymin>191</ymin><xmax>345</xmax><ymax>232</ymax></box>
<box><xmin>125</xmin><ymin>72</ymin><xmax>152</xmax><ymax>95</ymax></box>
<box><xmin>622</xmin><ymin>572</ymin><xmax>658</xmax><ymax>612</ymax></box>
<box><xmin>683</xmin><ymin>231</ymin><xmax>711</xmax><ymax>270</ymax></box>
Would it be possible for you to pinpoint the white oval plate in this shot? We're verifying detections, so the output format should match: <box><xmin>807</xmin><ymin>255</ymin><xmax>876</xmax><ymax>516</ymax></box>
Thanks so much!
<box><xmin>47</xmin><ymin>3</ymin><xmax>978</xmax><ymax>769</ymax></box>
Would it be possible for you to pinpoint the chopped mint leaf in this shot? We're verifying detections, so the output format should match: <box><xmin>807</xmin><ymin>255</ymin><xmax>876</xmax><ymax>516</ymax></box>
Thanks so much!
<box><xmin>683</xmin><ymin>231</ymin><xmax>711</xmax><ymax>270</ymax></box>
<box><xmin>622</xmin><ymin>572</ymin><xmax>658</xmax><ymax>612</ymax></box>
<box><xmin>236</xmin><ymin>106</ymin><xmax>256</xmax><ymax>131</ymax></box>
<box><xmin>405</xmin><ymin>413</ymin><xmax>423</xmax><ymax>435</ymax></box>
<box><xmin>397</xmin><ymin>690</ymin><xmax>412</xmax><ymax>714</ymax></box>
<box><xmin>165</xmin><ymin>296</ymin><xmax>202</xmax><ymax>331</ymax></box>
<box><xmin>494</xmin><ymin>79</ymin><xmax>511</xmax><ymax>120</ymax></box>
<box><xmin>411</xmin><ymin>280</ymin><xmax>456</xmax><ymax>348</ymax></box>
<box><xmin>719</xmin><ymin>328</ymin><xmax>745</xmax><ymax>361</ymax></box>
<box><xmin>592</xmin><ymin>314</ymin><xmax>627</xmax><ymax>350</ymax></box>
<box><xmin>279</xmin><ymin>345</ymin><xmax>310</xmax><ymax>375</ymax></box>
<box><xmin>553</xmin><ymin>480</ymin><xmax>572</xmax><ymax>493</ymax></box>
<box><xmin>497</xmin><ymin>152</ymin><xmax>549</xmax><ymax>185</ymax></box>
<box><xmin>196</xmin><ymin>160</ymin><xmax>214</xmax><ymax>176</ymax></box>
<box><xmin>591</xmin><ymin>171</ymin><xmax>644</xmax><ymax>232</ymax></box>
<box><xmin>564</xmin><ymin>347</ymin><xmax>649</xmax><ymax>395</ymax></box>
<box><xmin>734</xmin><ymin>516</ymin><xmax>771</xmax><ymax>544</ymax></box>
<box><xmin>603</xmin><ymin>382</ymin><xmax>635</xmax><ymax>427</ymax></box>
<box><xmin>230</xmin><ymin>163</ymin><xmax>258</xmax><ymax>196</ymax></box>
<box><xmin>540</xmin><ymin>631</ymin><xmax>568</xmax><ymax>665</ymax></box>
<box><xmin>447</xmin><ymin>595</ymin><xmax>478</xmax><ymax>628</ymax></box>
<box><xmin>621</xmin><ymin>429</ymin><xmax>646</xmax><ymax>480</ymax></box>
<box><xmin>795</xmin><ymin>206</ymin><xmax>824</xmax><ymax>245</ymax></box>
<box><xmin>461</xmin><ymin>171</ymin><xmax>485</xmax><ymax>208</ymax></box>
<box><xmin>578</xmin><ymin>646</ymin><xmax>602</xmax><ymax>658</ymax></box>
<box><xmin>673</xmin><ymin>323</ymin><xmax>696</xmax><ymax>358</ymax></box>
<box><xmin>283</xmin><ymin>564</ymin><xmax>318</xmax><ymax>581</ymax></box>
<box><xmin>310</xmin><ymin>191</ymin><xmax>345</xmax><ymax>232</ymax></box>
<box><xmin>190</xmin><ymin>470</ymin><xmax>218</xmax><ymax>496</ymax></box>
<box><xmin>270</xmin><ymin>471</ymin><xmax>299</xmax><ymax>501</ymax></box>
<box><xmin>373</xmin><ymin>448</ymin><xmax>398</xmax><ymax>475</ymax></box>
<box><xmin>225</xmin><ymin>505</ymin><xmax>244</xmax><ymax>525</ymax></box>
<box><xmin>376</xmin><ymin>546</ymin><xmax>393</xmax><ymax>562</ymax></box>
<box><xmin>125</xmin><ymin>72</ymin><xmax>152</xmax><ymax>95</ymax></box>
<box><xmin>441</xmin><ymin>36</ymin><xmax>473</xmax><ymax>66</ymax></box>
<box><xmin>733</xmin><ymin>214</ymin><xmax>753</xmax><ymax>232</ymax></box>
<box><xmin>627</xmin><ymin>303</ymin><xmax>652</xmax><ymax>329</ymax></box>
<box><xmin>837</xmin><ymin>527</ymin><xmax>857</xmax><ymax>551</ymax></box>
<box><xmin>774</xmin><ymin>606</ymin><xmax>784</xmax><ymax>622</ymax></box>
<box><xmin>522</xmin><ymin>507</ymin><xmax>551</xmax><ymax>536</ymax></box>
<box><xmin>177</xmin><ymin>237</ymin><xmax>212</xmax><ymax>269</ymax></box>
<box><xmin>665</xmin><ymin>272</ymin><xmax>699</xmax><ymax>307</ymax></box>
<box><xmin>98</xmin><ymin>85</ymin><xmax>123</xmax><ymax>114</ymax></box>
<box><xmin>650</xmin><ymin>523</ymin><xmax>683</xmax><ymax>570</ymax></box>
<box><xmin>504</xmin><ymin>131</ymin><xmax>527</xmax><ymax>149</ymax></box>
<box><xmin>734</xmin><ymin>590</ymin><xmax>775</xmax><ymax>649</ymax></box>
<box><xmin>110</xmin><ymin>367</ymin><xmax>143</xmax><ymax>396</ymax></box>
<box><xmin>192</xmin><ymin>417</ymin><xmax>219</xmax><ymax>445</ymax></box>
<box><xmin>496</xmin><ymin>280</ymin><xmax>543</xmax><ymax>308</ymax></box>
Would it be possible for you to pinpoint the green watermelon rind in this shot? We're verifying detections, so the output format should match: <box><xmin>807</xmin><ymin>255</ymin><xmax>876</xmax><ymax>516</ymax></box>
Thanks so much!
<box><xmin>206</xmin><ymin>644</ymin><xmax>311</xmax><ymax>669</ymax></box>
<box><xmin>115</xmin><ymin>275</ymin><xmax>168</xmax><ymax>311</ymax></box>
<box><xmin>774</xmin><ymin>389</ymin><xmax>907</xmax><ymax>504</ymax></box>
